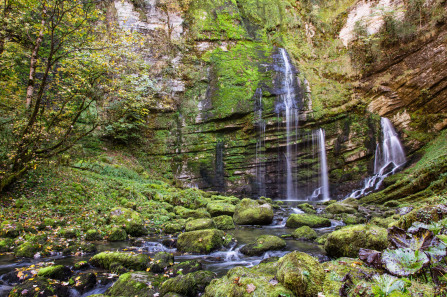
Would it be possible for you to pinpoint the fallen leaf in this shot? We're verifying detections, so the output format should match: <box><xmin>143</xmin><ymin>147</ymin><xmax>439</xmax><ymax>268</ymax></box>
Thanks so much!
<box><xmin>246</xmin><ymin>283</ymin><xmax>256</xmax><ymax>293</ymax></box>
<box><xmin>268</xmin><ymin>279</ymin><xmax>278</xmax><ymax>286</ymax></box>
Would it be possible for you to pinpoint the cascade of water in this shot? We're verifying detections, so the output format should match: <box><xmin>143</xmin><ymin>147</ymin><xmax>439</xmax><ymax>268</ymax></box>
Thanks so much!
<box><xmin>254</xmin><ymin>88</ymin><xmax>266</xmax><ymax>197</ymax></box>
<box><xmin>308</xmin><ymin>129</ymin><xmax>330</xmax><ymax>201</ymax></box>
<box><xmin>348</xmin><ymin>117</ymin><xmax>406</xmax><ymax>198</ymax></box>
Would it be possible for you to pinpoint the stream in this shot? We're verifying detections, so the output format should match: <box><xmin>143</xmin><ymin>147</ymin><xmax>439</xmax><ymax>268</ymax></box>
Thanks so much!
<box><xmin>0</xmin><ymin>201</ymin><xmax>341</xmax><ymax>296</ymax></box>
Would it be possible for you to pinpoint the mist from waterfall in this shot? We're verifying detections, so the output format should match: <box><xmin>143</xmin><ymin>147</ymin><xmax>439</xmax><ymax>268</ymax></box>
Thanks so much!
<box><xmin>348</xmin><ymin>117</ymin><xmax>406</xmax><ymax>199</ymax></box>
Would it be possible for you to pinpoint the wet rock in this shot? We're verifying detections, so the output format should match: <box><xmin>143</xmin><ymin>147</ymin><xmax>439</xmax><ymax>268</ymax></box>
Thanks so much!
<box><xmin>107</xmin><ymin>227</ymin><xmax>127</xmax><ymax>241</ymax></box>
<box><xmin>162</xmin><ymin>238</ymin><xmax>177</xmax><ymax>249</ymax></box>
<box><xmin>177</xmin><ymin>229</ymin><xmax>225</xmax><ymax>254</ymax></box>
<box><xmin>168</xmin><ymin>260</ymin><xmax>203</xmax><ymax>276</ymax></box>
<box><xmin>164</xmin><ymin>221</ymin><xmax>185</xmax><ymax>234</ymax></box>
<box><xmin>185</xmin><ymin>218</ymin><xmax>215</xmax><ymax>232</ymax></box>
<box><xmin>109</xmin><ymin>207</ymin><xmax>148</xmax><ymax>236</ymax></box>
<box><xmin>213</xmin><ymin>215</ymin><xmax>235</xmax><ymax>230</ymax></box>
<box><xmin>205</xmin><ymin>264</ymin><xmax>293</xmax><ymax>297</ymax></box>
<box><xmin>276</xmin><ymin>251</ymin><xmax>325</xmax><ymax>297</ymax></box>
<box><xmin>297</xmin><ymin>203</ymin><xmax>316</xmax><ymax>214</ymax></box>
<box><xmin>324</xmin><ymin>224</ymin><xmax>388</xmax><ymax>258</ymax></box>
<box><xmin>71</xmin><ymin>272</ymin><xmax>96</xmax><ymax>293</ymax></box>
<box><xmin>160</xmin><ymin>270</ymin><xmax>216</xmax><ymax>296</ymax></box>
<box><xmin>341</xmin><ymin>213</ymin><xmax>364</xmax><ymax>225</ymax></box>
<box><xmin>73</xmin><ymin>261</ymin><xmax>89</xmax><ymax>270</ymax></box>
<box><xmin>150</xmin><ymin>252</ymin><xmax>174</xmax><ymax>273</ymax></box>
<box><xmin>233</xmin><ymin>198</ymin><xmax>274</xmax><ymax>225</ymax></box>
<box><xmin>240</xmin><ymin>235</ymin><xmax>286</xmax><ymax>256</ymax></box>
<box><xmin>106</xmin><ymin>272</ymin><xmax>162</xmax><ymax>297</ymax></box>
<box><xmin>37</xmin><ymin>265</ymin><xmax>72</xmax><ymax>281</ymax></box>
<box><xmin>85</xmin><ymin>229</ymin><xmax>102</xmax><ymax>241</ymax></box>
<box><xmin>8</xmin><ymin>277</ymin><xmax>69</xmax><ymax>297</ymax></box>
<box><xmin>325</xmin><ymin>202</ymin><xmax>357</xmax><ymax>214</ymax></box>
<box><xmin>285</xmin><ymin>214</ymin><xmax>331</xmax><ymax>228</ymax></box>
<box><xmin>315</xmin><ymin>233</ymin><xmax>329</xmax><ymax>245</ymax></box>
<box><xmin>0</xmin><ymin>238</ymin><xmax>13</xmax><ymax>252</ymax></box>
<box><xmin>89</xmin><ymin>252</ymin><xmax>150</xmax><ymax>271</ymax></box>
<box><xmin>14</xmin><ymin>242</ymin><xmax>40</xmax><ymax>258</ymax></box>
<box><xmin>174</xmin><ymin>206</ymin><xmax>211</xmax><ymax>219</ymax></box>
<box><xmin>292</xmin><ymin>226</ymin><xmax>318</xmax><ymax>241</ymax></box>
<box><xmin>206</xmin><ymin>203</ymin><xmax>236</xmax><ymax>217</ymax></box>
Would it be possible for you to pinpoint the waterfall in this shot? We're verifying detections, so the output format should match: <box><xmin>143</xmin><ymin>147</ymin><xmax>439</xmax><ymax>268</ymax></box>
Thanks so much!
<box><xmin>275</xmin><ymin>48</ymin><xmax>300</xmax><ymax>200</ymax></box>
<box><xmin>309</xmin><ymin>129</ymin><xmax>330</xmax><ymax>201</ymax></box>
<box><xmin>348</xmin><ymin>117</ymin><xmax>406</xmax><ymax>199</ymax></box>
<box><xmin>254</xmin><ymin>88</ymin><xmax>266</xmax><ymax>197</ymax></box>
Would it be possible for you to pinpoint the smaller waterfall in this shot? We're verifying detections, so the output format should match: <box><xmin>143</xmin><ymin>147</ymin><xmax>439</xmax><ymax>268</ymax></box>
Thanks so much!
<box><xmin>309</xmin><ymin>129</ymin><xmax>330</xmax><ymax>201</ymax></box>
<box><xmin>254</xmin><ymin>88</ymin><xmax>266</xmax><ymax>197</ymax></box>
<box><xmin>348</xmin><ymin>117</ymin><xmax>406</xmax><ymax>198</ymax></box>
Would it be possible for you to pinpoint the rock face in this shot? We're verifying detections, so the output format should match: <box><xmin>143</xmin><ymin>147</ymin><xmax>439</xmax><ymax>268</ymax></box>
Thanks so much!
<box><xmin>177</xmin><ymin>229</ymin><xmax>225</xmax><ymax>254</ymax></box>
<box><xmin>233</xmin><ymin>199</ymin><xmax>274</xmax><ymax>225</ymax></box>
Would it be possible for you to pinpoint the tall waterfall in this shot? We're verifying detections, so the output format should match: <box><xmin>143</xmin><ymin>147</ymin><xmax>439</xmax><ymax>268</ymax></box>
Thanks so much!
<box><xmin>309</xmin><ymin>129</ymin><xmax>330</xmax><ymax>201</ymax></box>
<box><xmin>254</xmin><ymin>88</ymin><xmax>266</xmax><ymax>197</ymax></box>
<box><xmin>348</xmin><ymin>117</ymin><xmax>406</xmax><ymax>198</ymax></box>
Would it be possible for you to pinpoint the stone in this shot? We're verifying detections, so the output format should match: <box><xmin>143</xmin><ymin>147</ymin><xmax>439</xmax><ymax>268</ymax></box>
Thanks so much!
<box><xmin>206</xmin><ymin>202</ymin><xmax>236</xmax><ymax>217</ymax></box>
<box><xmin>177</xmin><ymin>229</ymin><xmax>225</xmax><ymax>254</ymax></box>
<box><xmin>0</xmin><ymin>238</ymin><xmax>13</xmax><ymax>252</ymax></box>
<box><xmin>57</xmin><ymin>228</ymin><xmax>78</xmax><ymax>239</ymax></box>
<box><xmin>292</xmin><ymin>226</ymin><xmax>318</xmax><ymax>241</ymax></box>
<box><xmin>107</xmin><ymin>227</ymin><xmax>127</xmax><ymax>241</ymax></box>
<box><xmin>160</xmin><ymin>270</ymin><xmax>216</xmax><ymax>296</ymax></box>
<box><xmin>14</xmin><ymin>242</ymin><xmax>40</xmax><ymax>258</ymax></box>
<box><xmin>396</xmin><ymin>204</ymin><xmax>447</xmax><ymax>230</ymax></box>
<box><xmin>167</xmin><ymin>260</ymin><xmax>203</xmax><ymax>276</ymax></box>
<box><xmin>185</xmin><ymin>218</ymin><xmax>216</xmax><ymax>232</ymax></box>
<box><xmin>109</xmin><ymin>207</ymin><xmax>148</xmax><ymax>236</ymax></box>
<box><xmin>324</xmin><ymin>224</ymin><xmax>388</xmax><ymax>258</ymax></box>
<box><xmin>297</xmin><ymin>203</ymin><xmax>317</xmax><ymax>214</ymax></box>
<box><xmin>285</xmin><ymin>214</ymin><xmax>331</xmax><ymax>228</ymax></box>
<box><xmin>85</xmin><ymin>229</ymin><xmax>102</xmax><ymax>241</ymax></box>
<box><xmin>213</xmin><ymin>215</ymin><xmax>235</xmax><ymax>230</ymax></box>
<box><xmin>174</xmin><ymin>206</ymin><xmax>211</xmax><ymax>219</ymax></box>
<box><xmin>276</xmin><ymin>251</ymin><xmax>325</xmax><ymax>297</ymax></box>
<box><xmin>74</xmin><ymin>261</ymin><xmax>89</xmax><ymax>270</ymax></box>
<box><xmin>106</xmin><ymin>272</ymin><xmax>162</xmax><ymax>297</ymax></box>
<box><xmin>233</xmin><ymin>198</ymin><xmax>274</xmax><ymax>225</ymax></box>
<box><xmin>8</xmin><ymin>277</ymin><xmax>69</xmax><ymax>297</ymax></box>
<box><xmin>89</xmin><ymin>252</ymin><xmax>150</xmax><ymax>271</ymax></box>
<box><xmin>164</xmin><ymin>221</ymin><xmax>185</xmax><ymax>234</ymax></box>
<box><xmin>150</xmin><ymin>252</ymin><xmax>174</xmax><ymax>273</ymax></box>
<box><xmin>325</xmin><ymin>202</ymin><xmax>357</xmax><ymax>214</ymax></box>
<box><xmin>72</xmin><ymin>272</ymin><xmax>96</xmax><ymax>293</ymax></box>
<box><xmin>240</xmin><ymin>235</ymin><xmax>286</xmax><ymax>256</ymax></box>
<box><xmin>37</xmin><ymin>265</ymin><xmax>72</xmax><ymax>281</ymax></box>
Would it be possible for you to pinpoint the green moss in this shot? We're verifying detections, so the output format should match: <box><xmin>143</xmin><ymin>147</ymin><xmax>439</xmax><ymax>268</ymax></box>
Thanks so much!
<box><xmin>38</xmin><ymin>265</ymin><xmax>72</xmax><ymax>281</ymax></box>
<box><xmin>240</xmin><ymin>235</ymin><xmax>286</xmax><ymax>256</ymax></box>
<box><xmin>106</xmin><ymin>272</ymin><xmax>162</xmax><ymax>297</ymax></box>
<box><xmin>14</xmin><ymin>242</ymin><xmax>41</xmax><ymax>258</ymax></box>
<box><xmin>286</xmin><ymin>214</ymin><xmax>331</xmax><ymax>228</ymax></box>
<box><xmin>163</xmin><ymin>221</ymin><xmax>185</xmax><ymax>234</ymax></box>
<box><xmin>206</xmin><ymin>203</ymin><xmax>235</xmax><ymax>217</ymax></box>
<box><xmin>150</xmin><ymin>252</ymin><xmax>174</xmax><ymax>273</ymax></box>
<box><xmin>292</xmin><ymin>226</ymin><xmax>318</xmax><ymax>241</ymax></box>
<box><xmin>8</xmin><ymin>277</ymin><xmax>69</xmax><ymax>297</ymax></box>
<box><xmin>85</xmin><ymin>229</ymin><xmax>102</xmax><ymax>241</ymax></box>
<box><xmin>324</xmin><ymin>224</ymin><xmax>388</xmax><ymax>258</ymax></box>
<box><xmin>109</xmin><ymin>207</ymin><xmax>147</xmax><ymax>236</ymax></box>
<box><xmin>325</xmin><ymin>202</ymin><xmax>357</xmax><ymax>214</ymax></box>
<box><xmin>89</xmin><ymin>252</ymin><xmax>149</xmax><ymax>271</ymax></box>
<box><xmin>185</xmin><ymin>218</ymin><xmax>216</xmax><ymax>232</ymax></box>
<box><xmin>233</xmin><ymin>198</ymin><xmax>273</xmax><ymax>225</ymax></box>
<box><xmin>177</xmin><ymin>229</ymin><xmax>225</xmax><ymax>254</ymax></box>
<box><xmin>213</xmin><ymin>215</ymin><xmax>235</xmax><ymax>230</ymax></box>
<box><xmin>174</xmin><ymin>206</ymin><xmax>211</xmax><ymax>219</ymax></box>
<box><xmin>160</xmin><ymin>270</ymin><xmax>216</xmax><ymax>296</ymax></box>
<box><xmin>107</xmin><ymin>227</ymin><xmax>127</xmax><ymax>241</ymax></box>
<box><xmin>396</xmin><ymin>204</ymin><xmax>447</xmax><ymax>230</ymax></box>
<box><xmin>297</xmin><ymin>203</ymin><xmax>317</xmax><ymax>214</ymax></box>
<box><xmin>0</xmin><ymin>238</ymin><xmax>13</xmax><ymax>252</ymax></box>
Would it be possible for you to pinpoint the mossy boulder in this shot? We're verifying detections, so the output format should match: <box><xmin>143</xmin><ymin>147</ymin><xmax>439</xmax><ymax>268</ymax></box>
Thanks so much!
<box><xmin>177</xmin><ymin>229</ymin><xmax>225</xmax><ymax>254</ymax></box>
<box><xmin>213</xmin><ymin>215</ymin><xmax>235</xmax><ymax>230</ymax></box>
<box><xmin>185</xmin><ymin>218</ymin><xmax>216</xmax><ymax>232</ymax></box>
<box><xmin>370</xmin><ymin>216</ymin><xmax>397</xmax><ymax>228</ymax></box>
<box><xmin>324</xmin><ymin>224</ymin><xmax>388</xmax><ymax>258</ymax></box>
<box><xmin>206</xmin><ymin>203</ymin><xmax>236</xmax><ymax>217</ymax></box>
<box><xmin>167</xmin><ymin>260</ymin><xmax>203</xmax><ymax>276</ymax></box>
<box><xmin>0</xmin><ymin>238</ymin><xmax>13</xmax><ymax>252</ymax></box>
<box><xmin>150</xmin><ymin>251</ymin><xmax>174</xmax><ymax>273</ymax></box>
<box><xmin>107</xmin><ymin>227</ymin><xmax>127</xmax><ymax>241</ymax></box>
<box><xmin>106</xmin><ymin>272</ymin><xmax>162</xmax><ymax>297</ymax></box>
<box><xmin>71</xmin><ymin>272</ymin><xmax>96</xmax><ymax>293</ymax></box>
<box><xmin>8</xmin><ymin>277</ymin><xmax>69</xmax><ymax>297</ymax></box>
<box><xmin>286</xmin><ymin>214</ymin><xmax>331</xmax><ymax>228</ymax></box>
<box><xmin>89</xmin><ymin>252</ymin><xmax>149</xmax><ymax>271</ymax></box>
<box><xmin>325</xmin><ymin>202</ymin><xmax>357</xmax><ymax>214</ymax></box>
<box><xmin>240</xmin><ymin>235</ymin><xmax>286</xmax><ymax>256</ymax></box>
<box><xmin>396</xmin><ymin>204</ymin><xmax>447</xmax><ymax>229</ymax></box>
<box><xmin>109</xmin><ymin>207</ymin><xmax>148</xmax><ymax>236</ymax></box>
<box><xmin>174</xmin><ymin>206</ymin><xmax>211</xmax><ymax>219</ymax></box>
<box><xmin>297</xmin><ymin>203</ymin><xmax>317</xmax><ymax>214</ymax></box>
<box><xmin>292</xmin><ymin>226</ymin><xmax>318</xmax><ymax>241</ymax></box>
<box><xmin>74</xmin><ymin>261</ymin><xmax>89</xmax><ymax>270</ymax></box>
<box><xmin>341</xmin><ymin>214</ymin><xmax>364</xmax><ymax>225</ymax></box>
<box><xmin>205</xmin><ymin>265</ymin><xmax>294</xmax><ymax>297</ymax></box>
<box><xmin>160</xmin><ymin>270</ymin><xmax>216</xmax><ymax>296</ymax></box>
<box><xmin>37</xmin><ymin>265</ymin><xmax>72</xmax><ymax>281</ymax></box>
<box><xmin>14</xmin><ymin>242</ymin><xmax>40</xmax><ymax>258</ymax></box>
<box><xmin>85</xmin><ymin>229</ymin><xmax>102</xmax><ymax>241</ymax></box>
<box><xmin>276</xmin><ymin>251</ymin><xmax>325</xmax><ymax>297</ymax></box>
<box><xmin>57</xmin><ymin>228</ymin><xmax>79</xmax><ymax>239</ymax></box>
<box><xmin>0</xmin><ymin>222</ymin><xmax>21</xmax><ymax>238</ymax></box>
<box><xmin>233</xmin><ymin>198</ymin><xmax>274</xmax><ymax>225</ymax></box>
<box><xmin>164</xmin><ymin>221</ymin><xmax>185</xmax><ymax>234</ymax></box>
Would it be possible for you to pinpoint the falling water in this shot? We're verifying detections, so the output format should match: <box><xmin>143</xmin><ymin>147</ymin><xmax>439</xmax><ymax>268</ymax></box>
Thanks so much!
<box><xmin>254</xmin><ymin>88</ymin><xmax>266</xmax><ymax>197</ymax></box>
<box><xmin>309</xmin><ymin>129</ymin><xmax>330</xmax><ymax>201</ymax></box>
<box><xmin>348</xmin><ymin>117</ymin><xmax>406</xmax><ymax>198</ymax></box>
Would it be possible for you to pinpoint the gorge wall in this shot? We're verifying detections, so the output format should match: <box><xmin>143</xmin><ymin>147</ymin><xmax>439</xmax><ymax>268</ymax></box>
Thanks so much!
<box><xmin>109</xmin><ymin>0</ymin><xmax>447</xmax><ymax>200</ymax></box>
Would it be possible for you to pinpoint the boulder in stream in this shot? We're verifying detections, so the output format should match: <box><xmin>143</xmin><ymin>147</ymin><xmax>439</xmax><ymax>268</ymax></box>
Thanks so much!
<box><xmin>240</xmin><ymin>235</ymin><xmax>286</xmax><ymax>256</ymax></box>
<box><xmin>149</xmin><ymin>251</ymin><xmax>174</xmax><ymax>273</ymax></box>
<box><xmin>89</xmin><ymin>252</ymin><xmax>150</xmax><ymax>271</ymax></box>
<box><xmin>213</xmin><ymin>215</ymin><xmax>235</xmax><ymax>230</ymax></box>
<box><xmin>185</xmin><ymin>218</ymin><xmax>216</xmax><ymax>232</ymax></box>
<box><xmin>233</xmin><ymin>198</ymin><xmax>274</xmax><ymax>225</ymax></box>
<box><xmin>292</xmin><ymin>226</ymin><xmax>318</xmax><ymax>241</ymax></box>
<box><xmin>8</xmin><ymin>277</ymin><xmax>69</xmax><ymax>297</ymax></box>
<box><xmin>107</xmin><ymin>227</ymin><xmax>127</xmax><ymax>241</ymax></box>
<box><xmin>206</xmin><ymin>202</ymin><xmax>236</xmax><ymax>217</ymax></box>
<box><xmin>106</xmin><ymin>272</ymin><xmax>163</xmax><ymax>297</ymax></box>
<box><xmin>177</xmin><ymin>229</ymin><xmax>225</xmax><ymax>254</ymax></box>
<box><xmin>37</xmin><ymin>265</ymin><xmax>72</xmax><ymax>281</ymax></box>
<box><xmin>285</xmin><ymin>214</ymin><xmax>331</xmax><ymax>228</ymax></box>
<box><xmin>160</xmin><ymin>270</ymin><xmax>216</xmax><ymax>296</ymax></box>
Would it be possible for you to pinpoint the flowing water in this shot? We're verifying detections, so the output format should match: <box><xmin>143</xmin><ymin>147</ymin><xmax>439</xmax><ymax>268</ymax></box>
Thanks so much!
<box><xmin>308</xmin><ymin>129</ymin><xmax>330</xmax><ymax>201</ymax></box>
<box><xmin>348</xmin><ymin>117</ymin><xmax>406</xmax><ymax>198</ymax></box>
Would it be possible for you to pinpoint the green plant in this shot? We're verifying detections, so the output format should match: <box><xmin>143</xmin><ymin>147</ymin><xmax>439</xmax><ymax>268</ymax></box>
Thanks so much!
<box><xmin>371</xmin><ymin>274</ymin><xmax>410</xmax><ymax>296</ymax></box>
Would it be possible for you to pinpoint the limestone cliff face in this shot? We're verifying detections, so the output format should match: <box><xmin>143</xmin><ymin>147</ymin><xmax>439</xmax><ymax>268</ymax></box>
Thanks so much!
<box><xmin>111</xmin><ymin>0</ymin><xmax>447</xmax><ymax>199</ymax></box>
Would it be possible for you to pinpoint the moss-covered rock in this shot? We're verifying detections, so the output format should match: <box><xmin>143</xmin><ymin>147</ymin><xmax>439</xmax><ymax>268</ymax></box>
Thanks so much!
<box><xmin>164</xmin><ymin>221</ymin><xmax>185</xmax><ymax>234</ymax></box>
<box><xmin>240</xmin><ymin>235</ymin><xmax>286</xmax><ymax>256</ymax></box>
<box><xmin>150</xmin><ymin>251</ymin><xmax>174</xmax><ymax>273</ymax></box>
<box><xmin>276</xmin><ymin>251</ymin><xmax>325</xmax><ymax>297</ymax></box>
<box><xmin>0</xmin><ymin>238</ymin><xmax>13</xmax><ymax>252</ymax></box>
<box><xmin>89</xmin><ymin>252</ymin><xmax>149</xmax><ymax>271</ymax></box>
<box><xmin>174</xmin><ymin>206</ymin><xmax>211</xmax><ymax>219</ymax></box>
<box><xmin>185</xmin><ymin>218</ymin><xmax>216</xmax><ymax>232</ymax></box>
<box><xmin>167</xmin><ymin>260</ymin><xmax>203</xmax><ymax>276</ymax></box>
<box><xmin>325</xmin><ymin>202</ymin><xmax>357</xmax><ymax>214</ymax></box>
<box><xmin>57</xmin><ymin>228</ymin><xmax>79</xmax><ymax>239</ymax></box>
<box><xmin>204</xmin><ymin>265</ymin><xmax>294</xmax><ymax>297</ymax></box>
<box><xmin>14</xmin><ymin>242</ymin><xmax>40</xmax><ymax>258</ymax></box>
<box><xmin>213</xmin><ymin>215</ymin><xmax>235</xmax><ymax>230</ymax></box>
<box><xmin>85</xmin><ymin>229</ymin><xmax>102</xmax><ymax>241</ymax></box>
<box><xmin>0</xmin><ymin>222</ymin><xmax>21</xmax><ymax>238</ymax></box>
<box><xmin>292</xmin><ymin>226</ymin><xmax>318</xmax><ymax>241</ymax></box>
<box><xmin>107</xmin><ymin>227</ymin><xmax>127</xmax><ymax>241</ymax></box>
<box><xmin>177</xmin><ymin>229</ymin><xmax>225</xmax><ymax>254</ymax></box>
<box><xmin>370</xmin><ymin>216</ymin><xmax>397</xmax><ymax>228</ymax></box>
<box><xmin>160</xmin><ymin>270</ymin><xmax>216</xmax><ymax>296</ymax></box>
<box><xmin>341</xmin><ymin>213</ymin><xmax>364</xmax><ymax>225</ymax></box>
<box><xmin>8</xmin><ymin>277</ymin><xmax>69</xmax><ymax>297</ymax></box>
<box><xmin>315</xmin><ymin>233</ymin><xmax>329</xmax><ymax>245</ymax></box>
<box><xmin>37</xmin><ymin>265</ymin><xmax>72</xmax><ymax>281</ymax></box>
<box><xmin>74</xmin><ymin>260</ymin><xmax>89</xmax><ymax>270</ymax></box>
<box><xmin>286</xmin><ymin>214</ymin><xmax>331</xmax><ymax>228</ymax></box>
<box><xmin>396</xmin><ymin>204</ymin><xmax>447</xmax><ymax>230</ymax></box>
<box><xmin>206</xmin><ymin>203</ymin><xmax>236</xmax><ymax>217</ymax></box>
<box><xmin>109</xmin><ymin>207</ymin><xmax>148</xmax><ymax>236</ymax></box>
<box><xmin>233</xmin><ymin>198</ymin><xmax>273</xmax><ymax>225</ymax></box>
<box><xmin>297</xmin><ymin>203</ymin><xmax>317</xmax><ymax>214</ymax></box>
<box><xmin>71</xmin><ymin>272</ymin><xmax>97</xmax><ymax>293</ymax></box>
<box><xmin>324</xmin><ymin>224</ymin><xmax>388</xmax><ymax>258</ymax></box>
<box><xmin>106</xmin><ymin>272</ymin><xmax>163</xmax><ymax>297</ymax></box>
